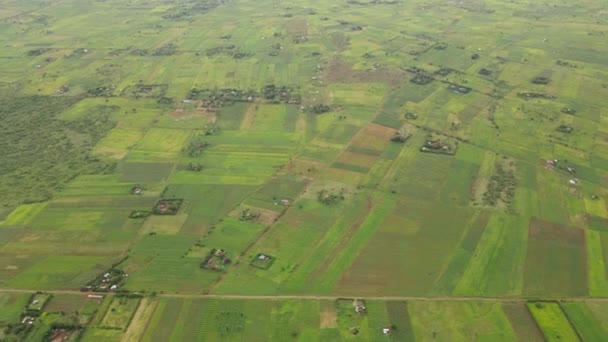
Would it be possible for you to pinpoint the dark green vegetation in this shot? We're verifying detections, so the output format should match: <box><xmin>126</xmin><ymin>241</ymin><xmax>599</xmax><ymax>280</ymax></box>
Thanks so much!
<box><xmin>0</xmin><ymin>96</ymin><xmax>115</xmax><ymax>206</ymax></box>
<box><xmin>0</xmin><ymin>0</ymin><xmax>607</xmax><ymax>340</ymax></box>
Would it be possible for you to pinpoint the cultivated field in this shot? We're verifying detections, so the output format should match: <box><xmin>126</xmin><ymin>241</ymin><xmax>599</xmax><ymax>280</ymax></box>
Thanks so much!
<box><xmin>0</xmin><ymin>0</ymin><xmax>607</xmax><ymax>339</ymax></box>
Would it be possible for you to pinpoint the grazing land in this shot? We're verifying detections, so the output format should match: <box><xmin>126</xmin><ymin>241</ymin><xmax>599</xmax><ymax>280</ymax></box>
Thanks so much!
<box><xmin>0</xmin><ymin>0</ymin><xmax>607</xmax><ymax>340</ymax></box>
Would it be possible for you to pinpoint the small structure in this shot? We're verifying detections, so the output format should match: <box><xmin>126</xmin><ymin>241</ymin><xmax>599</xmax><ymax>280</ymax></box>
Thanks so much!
<box><xmin>561</xmin><ymin>107</ymin><xmax>576</xmax><ymax>115</ymax></box>
<box><xmin>82</xmin><ymin>268</ymin><xmax>126</xmax><ymax>292</ymax></box>
<box><xmin>532</xmin><ymin>76</ymin><xmax>550</xmax><ymax>84</ymax></box>
<box><xmin>201</xmin><ymin>248</ymin><xmax>231</xmax><ymax>272</ymax></box>
<box><xmin>152</xmin><ymin>199</ymin><xmax>184</xmax><ymax>215</ymax></box>
<box><xmin>250</xmin><ymin>253</ymin><xmax>275</xmax><ymax>270</ymax></box>
<box><xmin>383</xmin><ymin>328</ymin><xmax>392</xmax><ymax>335</ymax></box>
<box><xmin>557</xmin><ymin>125</ymin><xmax>573</xmax><ymax>133</ymax></box>
<box><xmin>391</xmin><ymin>131</ymin><xmax>410</xmax><ymax>143</ymax></box>
<box><xmin>405</xmin><ymin>112</ymin><xmax>418</xmax><ymax>120</ymax></box>
<box><xmin>355</xmin><ymin>305</ymin><xmax>366</xmax><ymax>314</ymax></box>
<box><xmin>478</xmin><ymin>68</ymin><xmax>492</xmax><ymax>76</ymax></box>
<box><xmin>569</xmin><ymin>178</ymin><xmax>579</xmax><ymax>185</ymax></box>
<box><xmin>21</xmin><ymin>316</ymin><xmax>35</xmax><ymax>325</ymax></box>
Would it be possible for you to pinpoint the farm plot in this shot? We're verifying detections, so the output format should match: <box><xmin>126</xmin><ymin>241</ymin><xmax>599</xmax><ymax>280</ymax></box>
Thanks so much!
<box><xmin>523</xmin><ymin>219</ymin><xmax>587</xmax><ymax>296</ymax></box>
<box><xmin>122</xmin><ymin>234</ymin><xmax>220</xmax><ymax>293</ymax></box>
<box><xmin>527</xmin><ymin>302</ymin><xmax>579</xmax><ymax>342</ymax></box>
<box><xmin>212</xmin><ymin>196</ymin><xmax>356</xmax><ymax>295</ymax></box>
<box><xmin>160</xmin><ymin>184</ymin><xmax>256</xmax><ymax>234</ymax></box>
<box><xmin>334</xmin><ymin>196</ymin><xmax>472</xmax><ymax>296</ymax></box>
<box><xmin>561</xmin><ymin>302</ymin><xmax>608</xmax><ymax>341</ymax></box>
<box><xmin>502</xmin><ymin>302</ymin><xmax>545</xmax><ymax>342</ymax></box>
<box><xmin>0</xmin><ymin>293</ymin><xmax>30</xmax><ymax>325</ymax></box>
<box><xmin>5</xmin><ymin>256</ymin><xmax>107</xmax><ymax>290</ymax></box>
<box><xmin>138</xmin><ymin>298</ymin><xmax>323</xmax><ymax>341</ymax></box>
<box><xmin>408</xmin><ymin>301</ymin><xmax>517</xmax><ymax>341</ymax></box>
<box><xmin>99</xmin><ymin>296</ymin><xmax>141</xmax><ymax>331</ymax></box>
<box><xmin>2</xmin><ymin>0</ymin><xmax>608</xmax><ymax>339</ymax></box>
<box><xmin>453</xmin><ymin>214</ymin><xmax>529</xmax><ymax>296</ymax></box>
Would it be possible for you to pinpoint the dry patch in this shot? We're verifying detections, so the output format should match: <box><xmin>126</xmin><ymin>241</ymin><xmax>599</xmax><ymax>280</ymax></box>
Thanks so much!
<box><xmin>321</xmin><ymin>167</ymin><xmax>365</xmax><ymax>186</ymax></box>
<box><xmin>285</xmin><ymin>19</ymin><xmax>308</xmax><ymax>36</ymax></box>
<box><xmin>121</xmin><ymin>298</ymin><xmax>158</xmax><ymax>342</ymax></box>
<box><xmin>325</xmin><ymin>57</ymin><xmax>403</xmax><ymax>85</ymax></box>
<box><xmin>170</xmin><ymin>103</ymin><xmax>217</xmax><ymax>124</ymax></box>
<box><xmin>141</xmin><ymin>214</ymin><xmax>188</xmax><ymax>235</ymax></box>
<box><xmin>239</xmin><ymin>104</ymin><xmax>258</xmax><ymax>130</ymax></box>
<box><xmin>320</xmin><ymin>306</ymin><xmax>338</xmax><ymax>329</ymax></box>
<box><xmin>350</xmin><ymin>123</ymin><xmax>395</xmax><ymax>151</ymax></box>
<box><xmin>93</xmin><ymin>146</ymin><xmax>130</xmax><ymax>159</ymax></box>
<box><xmin>529</xmin><ymin>218</ymin><xmax>582</xmax><ymax>242</ymax></box>
<box><xmin>146</xmin><ymin>64</ymin><xmax>164</xmax><ymax>83</ymax></box>
<box><xmin>280</xmin><ymin>158</ymin><xmax>326</xmax><ymax>176</ymax></box>
<box><xmin>335</xmin><ymin>151</ymin><xmax>379</xmax><ymax>169</ymax></box>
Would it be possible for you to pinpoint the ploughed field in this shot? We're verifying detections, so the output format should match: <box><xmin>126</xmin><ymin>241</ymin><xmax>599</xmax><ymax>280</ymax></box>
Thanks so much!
<box><xmin>0</xmin><ymin>0</ymin><xmax>607</xmax><ymax>340</ymax></box>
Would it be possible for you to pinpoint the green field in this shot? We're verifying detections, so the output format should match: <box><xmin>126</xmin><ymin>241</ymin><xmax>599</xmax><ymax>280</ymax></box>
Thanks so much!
<box><xmin>527</xmin><ymin>302</ymin><xmax>580</xmax><ymax>341</ymax></box>
<box><xmin>0</xmin><ymin>0</ymin><xmax>608</xmax><ymax>340</ymax></box>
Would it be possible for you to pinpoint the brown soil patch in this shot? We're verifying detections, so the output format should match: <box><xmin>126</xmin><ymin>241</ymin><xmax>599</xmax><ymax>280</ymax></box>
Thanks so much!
<box><xmin>280</xmin><ymin>158</ymin><xmax>326</xmax><ymax>176</ymax></box>
<box><xmin>335</xmin><ymin>151</ymin><xmax>378</xmax><ymax>168</ymax></box>
<box><xmin>502</xmin><ymin>303</ymin><xmax>545</xmax><ymax>341</ymax></box>
<box><xmin>325</xmin><ymin>59</ymin><xmax>354</xmax><ymax>82</ymax></box>
<box><xmin>349</xmin><ymin>123</ymin><xmax>395</xmax><ymax>151</ymax></box>
<box><xmin>325</xmin><ymin>57</ymin><xmax>403</xmax><ymax>86</ymax></box>
<box><xmin>169</xmin><ymin>106</ymin><xmax>216</xmax><ymax>124</ymax></box>
<box><xmin>320</xmin><ymin>306</ymin><xmax>338</xmax><ymax>329</ymax></box>
<box><xmin>361</xmin><ymin>123</ymin><xmax>396</xmax><ymax>140</ymax></box>
<box><xmin>529</xmin><ymin>218</ymin><xmax>582</xmax><ymax>243</ymax></box>
<box><xmin>285</xmin><ymin>19</ymin><xmax>308</xmax><ymax>36</ymax></box>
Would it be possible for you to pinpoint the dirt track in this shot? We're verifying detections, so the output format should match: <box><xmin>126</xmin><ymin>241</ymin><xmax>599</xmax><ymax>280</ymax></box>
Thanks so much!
<box><xmin>2</xmin><ymin>287</ymin><xmax>608</xmax><ymax>303</ymax></box>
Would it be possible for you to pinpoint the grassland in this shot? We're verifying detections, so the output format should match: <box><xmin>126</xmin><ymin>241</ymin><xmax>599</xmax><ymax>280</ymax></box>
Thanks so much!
<box><xmin>0</xmin><ymin>0</ymin><xmax>607</xmax><ymax>339</ymax></box>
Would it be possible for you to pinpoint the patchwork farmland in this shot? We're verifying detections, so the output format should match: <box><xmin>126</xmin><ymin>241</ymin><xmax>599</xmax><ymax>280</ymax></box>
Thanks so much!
<box><xmin>0</xmin><ymin>0</ymin><xmax>607</xmax><ymax>340</ymax></box>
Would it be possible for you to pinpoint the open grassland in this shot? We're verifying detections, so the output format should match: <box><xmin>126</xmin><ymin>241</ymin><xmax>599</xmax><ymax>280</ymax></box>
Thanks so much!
<box><xmin>0</xmin><ymin>0</ymin><xmax>608</xmax><ymax>339</ymax></box>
